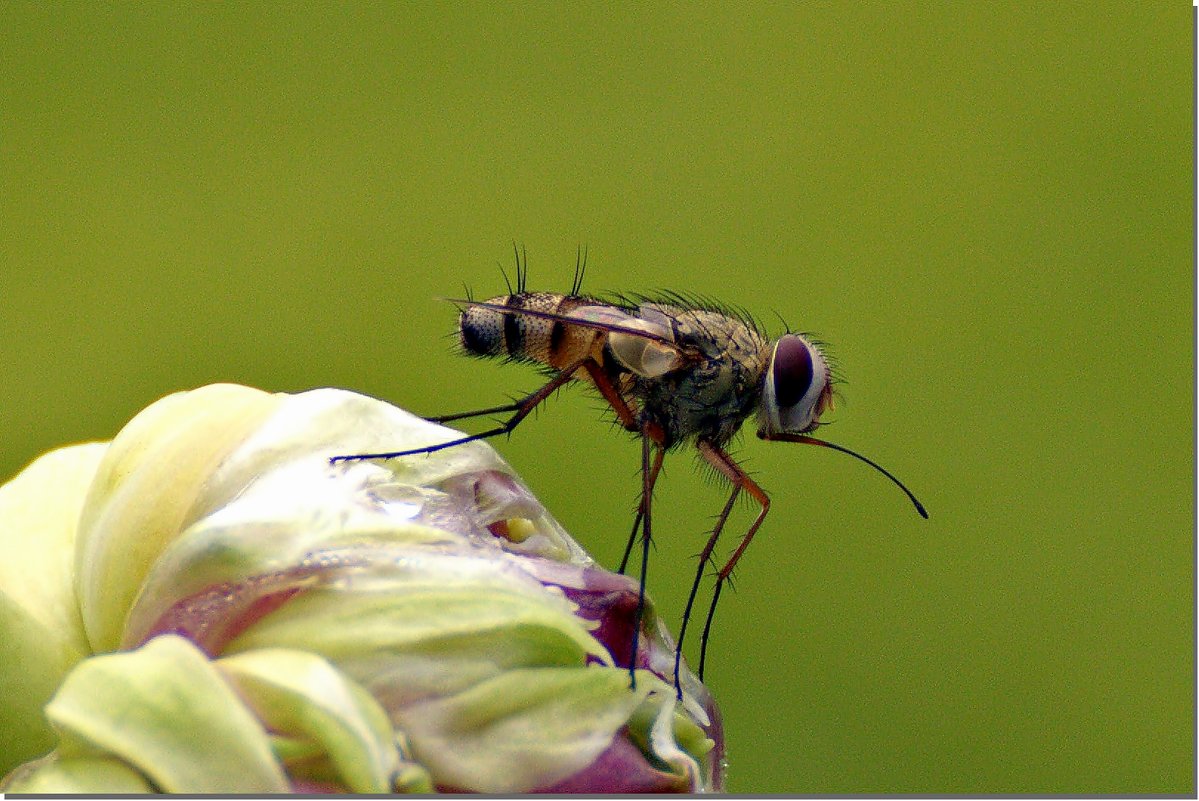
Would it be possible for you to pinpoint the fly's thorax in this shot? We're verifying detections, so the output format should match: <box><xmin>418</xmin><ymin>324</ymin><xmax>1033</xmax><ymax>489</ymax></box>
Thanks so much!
<box><xmin>632</xmin><ymin>308</ymin><xmax>770</xmax><ymax>447</ymax></box>
<box><xmin>642</xmin><ymin>304</ymin><xmax>767</xmax><ymax>362</ymax></box>
<box><xmin>459</xmin><ymin>293</ymin><xmax>604</xmax><ymax>370</ymax></box>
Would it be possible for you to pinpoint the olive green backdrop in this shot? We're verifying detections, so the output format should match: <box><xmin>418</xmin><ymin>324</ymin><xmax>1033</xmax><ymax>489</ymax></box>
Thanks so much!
<box><xmin>2</xmin><ymin>2</ymin><xmax>1192</xmax><ymax>794</ymax></box>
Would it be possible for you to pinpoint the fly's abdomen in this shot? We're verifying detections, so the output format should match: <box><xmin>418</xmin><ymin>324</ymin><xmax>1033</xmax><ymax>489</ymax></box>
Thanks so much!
<box><xmin>459</xmin><ymin>292</ymin><xmax>601</xmax><ymax>371</ymax></box>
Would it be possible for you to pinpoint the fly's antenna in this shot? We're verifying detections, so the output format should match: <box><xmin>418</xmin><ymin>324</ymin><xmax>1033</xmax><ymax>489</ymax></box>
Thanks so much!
<box><xmin>763</xmin><ymin>432</ymin><xmax>928</xmax><ymax>518</ymax></box>
<box><xmin>571</xmin><ymin>243</ymin><xmax>588</xmax><ymax>296</ymax></box>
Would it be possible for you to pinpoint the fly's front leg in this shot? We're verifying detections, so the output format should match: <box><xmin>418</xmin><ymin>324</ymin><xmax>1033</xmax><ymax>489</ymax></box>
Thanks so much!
<box><xmin>673</xmin><ymin>478</ymin><xmax>740</xmax><ymax>696</ymax></box>
<box><xmin>694</xmin><ymin>439</ymin><xmax>771</xmax><ymax>681</ymax></box>
<box><xmin>329</xmin><ymin>357</ymin><xmax>591</xmax><ymax>463</ymax></box>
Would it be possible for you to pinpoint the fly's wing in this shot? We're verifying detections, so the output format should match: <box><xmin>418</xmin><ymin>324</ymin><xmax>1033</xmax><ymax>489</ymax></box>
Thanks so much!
<box><xmin>448</xmin><ymin>298</ymin><xmax>695</xmax><ymax>378</ymax></box>
<box><xmin>571</xmin><ymin>304</ymin><xmax>686</xmax><ymax>378</ymax></box>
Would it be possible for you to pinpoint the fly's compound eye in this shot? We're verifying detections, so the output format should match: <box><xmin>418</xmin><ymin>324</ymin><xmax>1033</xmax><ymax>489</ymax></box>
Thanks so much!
<box><xmin>760</xmin><ymin>334</ymin><xmax>831</xmax><ymax>435</ymax></box>
<box><xmin>772</xmin><ymin>335</ymin><xmax>814</xmax><ymax>407</ymax></box>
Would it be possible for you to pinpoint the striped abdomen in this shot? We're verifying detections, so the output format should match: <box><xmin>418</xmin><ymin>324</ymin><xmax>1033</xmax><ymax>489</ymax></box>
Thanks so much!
<box><xmin>459</xmin><ymin>292</ymin><xmax>608</xmax><ymax>372</ymax></box>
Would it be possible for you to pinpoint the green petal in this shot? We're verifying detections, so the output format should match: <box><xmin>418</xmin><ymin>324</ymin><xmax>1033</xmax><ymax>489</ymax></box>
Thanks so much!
<box><xmin>218</xmin><ymin>647</ymin><xmax>408</xmax><ymax>793</ymax></box>
<box><xmin>627</xmin><ymin>690</ymin><xmax>713</xmax><ymax>791</ymax></box>
<box><xmin>0</xmin><ymin>443</ymin><xmax>105</xmax><ymax>775</ymax></box>
<box><xmin>2</xmin><ymin>755</ymin><xmax>155</xmax><ymax>794</ymax></box>
<box><xmin>224</xmin><ymin>558</ymin><xmax>611</xmax><ymax>703</ymax></box>
<box><xmin>396</xmin><ymin>666</ymin><xmax>661</xmax><ymax>793</ymax></box>
<box><xmin>43</xmin><ymin>634</ymin><xmax>288</xmax><ymax>793</ymax></box>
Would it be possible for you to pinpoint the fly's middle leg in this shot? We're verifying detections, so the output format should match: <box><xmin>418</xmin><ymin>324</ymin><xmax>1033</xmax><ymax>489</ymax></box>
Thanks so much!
<box><xmin>626</xmin><ymin>425</ymin><xmax>667</xmax><ymax>690</ymax></box>
<box><xmin>617</xmin><ymin>451</ymin><xmax>664</xmax><ymax>575</ymax></box>
<box><xmin>580</xmin><ymin>364</ymin><xmax>668</xmax><ymax>689</ymax></box>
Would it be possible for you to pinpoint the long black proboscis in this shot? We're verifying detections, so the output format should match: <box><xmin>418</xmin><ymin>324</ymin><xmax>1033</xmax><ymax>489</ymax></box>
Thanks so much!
<box><xmin>764</xmin><ymin>433</ymin><xmax>928</xmax><ymax>518</ymax></box>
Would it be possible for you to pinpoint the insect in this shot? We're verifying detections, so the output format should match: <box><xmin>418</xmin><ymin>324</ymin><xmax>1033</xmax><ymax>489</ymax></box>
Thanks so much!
<box><xmin>332</xmin><ymin>248</ymin><xmax>927</xmax><ymax>693</ymax></box>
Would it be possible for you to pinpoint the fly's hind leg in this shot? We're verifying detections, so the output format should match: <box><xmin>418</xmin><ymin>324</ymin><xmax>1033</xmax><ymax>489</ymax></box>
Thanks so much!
<box><xmin>426</xmin><ymin>400</ymin><xmax>534</xmax><ymax>425</ymax></box>
<box><xmin>329</xmin><ymin>357</ymin><xmax>592</xmax><ymax>463</ymax></box>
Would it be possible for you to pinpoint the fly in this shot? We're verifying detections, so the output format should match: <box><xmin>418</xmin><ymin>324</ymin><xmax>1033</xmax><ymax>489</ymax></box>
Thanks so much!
<box><xmin>332</xmin><ymin>247</ymin><xmax>928</xmax><ymax>694</ymax></box>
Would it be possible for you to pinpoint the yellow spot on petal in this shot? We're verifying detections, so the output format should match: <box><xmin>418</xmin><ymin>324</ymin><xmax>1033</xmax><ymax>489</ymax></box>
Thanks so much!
<box><xmin>489</xmin><ymin>517</ymin><xmax>535</xmax><ymax>542</ymax></box>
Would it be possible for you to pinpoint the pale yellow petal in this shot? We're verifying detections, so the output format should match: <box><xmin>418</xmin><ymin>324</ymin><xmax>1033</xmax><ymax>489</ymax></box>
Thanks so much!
<box><xmin>0</xmin><ymin>443</ymin><xmax>107</xmax><ymax>774</ymax></box>
<box><xmin>75</xmin><ymin>384</ymin><xmax>284</xmax><ymax>653</ymax></box>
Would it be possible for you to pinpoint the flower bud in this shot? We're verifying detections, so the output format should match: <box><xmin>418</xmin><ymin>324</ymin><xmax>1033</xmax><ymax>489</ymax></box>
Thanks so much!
<box><xmin>1</xmin><ymin>385</ymin><xmax>723</xmax><ymax>792</ymax></box>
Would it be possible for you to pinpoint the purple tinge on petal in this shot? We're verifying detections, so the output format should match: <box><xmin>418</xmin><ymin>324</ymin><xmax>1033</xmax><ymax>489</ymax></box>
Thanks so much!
<box><xmin>288</xmin><ymin>779</ymin><xmax>349</xmax><ymax>793</ymax></box>
<box><xmin>701</xmin><ymin>692</ymin><xmax>726</xmax><ymax>792</ymax></box>
<box><xmin>562</xmin><ymin>570</ymin><xmax>643</xmax><ymax>671</ymax></box>
<box><xmin>132</xmin><ymin>558</ymin><xmax>365</xmax><ymax>654</ymax></box>
<box><xmin>526</xmin><ymin>560</ymin><xmax>660</xmax><ymax>673</ymax></box>
<box><xmin>528</xmin><ymin>558</ymin><xmax>726</xmax><ymax>792</ymax></box>
<box><xmin>533</xmin><ymin>730</ymin><xmax>692</xmax><ymax>794</ymax></box>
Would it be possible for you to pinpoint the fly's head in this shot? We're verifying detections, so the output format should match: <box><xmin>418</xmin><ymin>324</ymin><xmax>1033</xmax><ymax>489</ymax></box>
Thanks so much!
<box><xmin>758</xmin><ymin>334</ymin><xmax>834</xmax><ymax>436</ymax></box>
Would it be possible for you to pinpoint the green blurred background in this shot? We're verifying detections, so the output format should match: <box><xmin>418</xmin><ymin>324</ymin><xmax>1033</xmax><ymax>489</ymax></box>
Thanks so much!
<box><xmin>2</xmin><ymin>2</ymin><xmax>1192</xmax><ymax>793</ymax></box>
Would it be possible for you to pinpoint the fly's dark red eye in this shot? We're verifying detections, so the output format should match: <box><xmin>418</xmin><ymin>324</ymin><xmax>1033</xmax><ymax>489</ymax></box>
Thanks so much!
<box><xmin>772</xmin><ymin>335</ymin><xmax>813</xmax><ymax>408</ymax></box>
